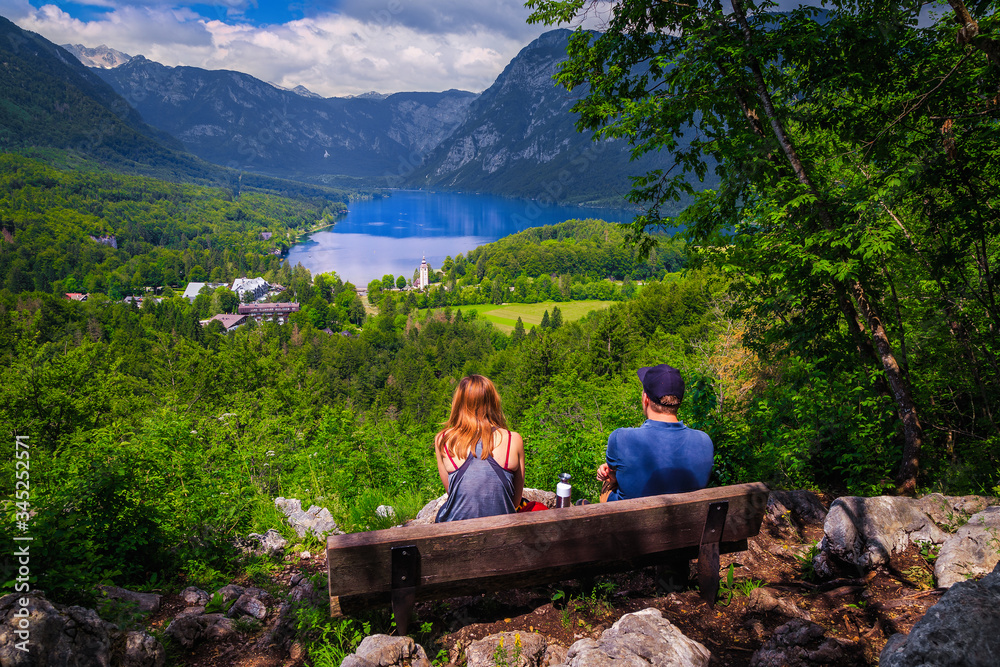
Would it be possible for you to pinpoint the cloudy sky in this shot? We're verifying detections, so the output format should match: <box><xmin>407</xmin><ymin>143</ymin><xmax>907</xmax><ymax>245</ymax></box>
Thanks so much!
<box><xmin>0</xmin><ymin>0</ymin><xmax>619</xmax><ymax>96</ymax></box>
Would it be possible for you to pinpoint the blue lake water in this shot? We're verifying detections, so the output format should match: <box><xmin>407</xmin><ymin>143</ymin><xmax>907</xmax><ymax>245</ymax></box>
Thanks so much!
<box><xmin>284</xmin><ymin>190</ymin><xmax>637</xmax><ymax>286</ymax></box>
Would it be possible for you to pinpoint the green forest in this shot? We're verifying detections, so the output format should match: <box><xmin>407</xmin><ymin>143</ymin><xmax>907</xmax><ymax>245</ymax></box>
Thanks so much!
<box><xmin>1</xmin><ymin>0</ymin><xmax>999</xmax><ymax>663</ymax></box>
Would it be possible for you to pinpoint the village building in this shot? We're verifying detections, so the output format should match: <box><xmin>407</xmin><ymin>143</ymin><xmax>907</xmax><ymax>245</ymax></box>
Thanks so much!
<box><xmin>232</xmin><ymin>277</ymin><xmax>269</xmax><ymax>302</ymax></box>
<box><xmin>417</xmin><ymin>256</ymin><xmax>429</xmax><ymax>289</ymax></box>
<box><xmin>200</xmin><ymin>313</ymin><xmax>248</xmax><ymax>332</ymax></box>
<box><xmin>182</xmin><ymin>282</ymin><xmax>227</xmax><ymax>302</ymax></box>
<box><xmin>238</xmin><ymin>302</ymin><xmax>300</xmax><ymax>324</ymax></box>
<box><xmin>65</xmin><ymin>293</ymin><xmax>88</xmax><ymax>301</ymax></box>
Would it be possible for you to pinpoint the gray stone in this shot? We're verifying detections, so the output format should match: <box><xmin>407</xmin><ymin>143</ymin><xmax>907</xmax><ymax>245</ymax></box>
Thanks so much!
<box><xmin>164</xmin><ymin>612</ymin><xmax>234</xmax><ymax>649</ymax></box>
<box><xmin>749</xmin><ymin>619</ymin><xmax>858</xmax><ymax>667</ymax></box>
<box><xmin>121</xmin><ymin>631</ymin><xmax>166</xmax><ymax>667</ymax></box>
<box><xmin>215</xmin><ymin>584</ymin><xmax>245</xmax><ymax>604</ymax></box>
<box><xmin>542</xmin><ymin>644</ymin><xmax>569</xmax><ymax>667</ymax></box>
<box><xmin>814</xmin><ymin>496</ymin><xmax>949</xmax><ymax>577</ymax></box>
<box><xmin>562</xmin><ymin>608</ymin><xmax>710</xmax><ymax>667</ymax></box>
<box><xmin>174</xmin><ymin>606</ymin><xmax>205</xmax><ymax>619</ymax></box>
<box><xmin>275</xmin><ymin>497</ymin><xmax>341</xmax><ymax>537</ymax></box>
<box><xmin>935</xmin><ymin>506</ymin><xmax>1000</xmax><ymax>588</ymax></box>
<box><xmin>97</xmin><ymin>585</ymin><xmax>162</xmax><ymax>613</ymax></box>
<box><xmin>340</xmin><ymin>634</ymin><xmax>432</xmax><ymax>667</ymax></box>
<box><xmin>289</xmin><ymin>578</ymin><xmax>316</xmax><ymax>604</ymax></box>
<box><xmin>180</xmin><ymin>586</ymin><xmax>209</xmax><ymax>606</ymax></box>
<box><xmin>466</xmin><ymin>631</ymin><xmax>548</xmax><ymax>667</ymax></box>
<box><xmin>0</xmin><ymin>593</ymin><xmax>164</xmax><ymax>667</ymax></box>
<box><xmin>769</xmin><ymin>490</ymin><xmax>828</xmax><ymax>525</ymax></box>
<box><xmin>238</xmin><ymin>528</ymin><xmax>288</xmax><ymax>557</ymax></box>
<box><xmin>880</xmin><ymin>562</ymin><xmax>1000</xmax><ymax>667</ymax></box>
<box><xmin>227</xmin><ymin>593</ymin><xmax>268</xmax><ymax>620</ymax></box>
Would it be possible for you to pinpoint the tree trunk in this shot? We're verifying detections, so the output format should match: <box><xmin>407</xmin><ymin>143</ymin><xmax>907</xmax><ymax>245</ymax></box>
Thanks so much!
<box><xmin>730</xmin><ymin>0</ymin><xmax>925</xmax><ymax>494</ymax></box>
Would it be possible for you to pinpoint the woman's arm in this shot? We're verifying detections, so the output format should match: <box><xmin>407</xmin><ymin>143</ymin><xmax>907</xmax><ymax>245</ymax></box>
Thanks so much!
<box><xmin>509</xmin><ymin>430</ymin><xmax>525</xmax><ymax>507</ymax></box>
<box><xmin>433</xmin><ymin>432</ymin><xmax>451</xmax><ymax>491</ymax></box>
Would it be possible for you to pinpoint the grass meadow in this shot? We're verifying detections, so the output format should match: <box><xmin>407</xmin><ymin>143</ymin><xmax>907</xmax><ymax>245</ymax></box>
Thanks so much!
<box><xmin>423</xmin><ymin>300</ymin><xmax>616</xmax><ymax>332</ymax></box>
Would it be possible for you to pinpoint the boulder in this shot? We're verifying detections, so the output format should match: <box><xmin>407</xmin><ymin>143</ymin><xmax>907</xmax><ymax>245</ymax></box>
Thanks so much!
<box><xmin>881</xmin><ymin>562</ymin><xmax>1000</xmax><ymax>667</ymax></box>
<box><xmin>275</xmin><ymin>497</ymin><xmax>341</xmax><ymax>537</ymax></box>
<box><xmin>175</xmin><ymin>606</ymin><xmax>205</xmax><ymax>619</ymax></box>
<box><xmin>180</xmin><ymin>586</ymin><xmax>209</xmax><ymax>606</ymax></box>
<box><xmin>121</xmin><ymin>630</ymin><xmax>167</xmax><ymax>667</ymax></box>
<box><xmin>0</xmin><ymin>593</ymin><xmax>164</xmax><ymax>666</ymax></box>
<box><xmin>339</xmin><ymin>634</ymin><xmax>432</xmax><ymax>667</ymax></box>
<box><xmin>164</xmin><ymin>613</ymin><xmax>234</xmax><ymax>649</ymax></box>
<box><xmin>376</xmin><ymin>505</ymin><xmax>396</xmax><ymax>519</ymax></box>
<box><xmin>765</xmin><ymin>491</ymin><xmax>826</xmax><ymax>541</ymax></box>
<box><xmin>407</xmin><ymin>487</ymin><xmax>558</xmax><ymax>526</ymax></box>
<box><xmin>749</xmin><ymin>619</ymin><xmax>859</xmax><ymax>667</ymax></box>
<box><xmin>215</xmin><ymin>584</ymin><xmax>245</xmax><ymax>604</ymax></box>
<box><xmin>466</xmin><ymin>631</ymin><xmax>548</xmax><ymax>667</ymax></box>
<box><xmin>236</xmin><ymin>528</ymin><xmax>288</xmax><ymax>557</ymax></box>
<box><xmin>97</xmin><ymin>585</ymin><xmax>162</xmax><ymax>614</ymax></box>
<box><xmin>935</xmin><ymin>506</ymin><xmax>1000</xmax><ymax>588</ymax></box>
<box><xmin>560</xmin><ymin>608</ymin><xmax>710</xmax><ymax>667</ymax></box>
<box><xmin>227</xmin><ymin>593</ymin><xmax>268</xmax><ymax>620</ymax></box>
<box><xmin>814</xmin><ymin>496</ymin><xmax>949</xmax><ymax>577</ymax></box>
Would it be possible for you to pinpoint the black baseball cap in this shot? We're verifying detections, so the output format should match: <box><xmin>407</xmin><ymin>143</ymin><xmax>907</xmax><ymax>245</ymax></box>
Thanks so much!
<box><xmin>637</xmin><ymin>364</ymin><xmax>684</xmax><ymax>403</ymax></box>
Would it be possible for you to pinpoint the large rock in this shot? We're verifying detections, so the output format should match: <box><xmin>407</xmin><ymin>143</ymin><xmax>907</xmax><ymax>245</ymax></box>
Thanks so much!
<box><xmin>227</xmin><ymin>593</ymin><xmax>268</xmax><ymax>620</ymax></box>
<box><xmin>466</xmin><ymin>631</ymin><xmax>549</xmax><ymax>667</ymax></box>
<box><xmin>97</xmin><ymin>585</ymin><xmax>162</xmax><ymax>613</ymax></box>
<box><xmin>0</xmin><ymin>593</ymin><xmax>164</xmax><ymax>666</ymax></box>
<box><xmin>560</xmin><ymin>608</ymin><xmax>710</xmax><ymax>667</ymax></box>
<box><xmin>275</xmin><ymin>497</ymin><xmax>341</xmax><ymax>537</ymax></box>
<box><xmin>180</xmin><ymin>586</ymin><xmax>209</xmax><ymax>606</ymax></box>
<box><xmin>340</xmin><ymin>634</ymin><xmax>432</xmax><ymax>667</ymax></box>
<box><xmin>815</xmin><ymin>494</ymin><xmax>999</xmax><ymax>579</ymax></box>
<box><xmin>814</xmin><ymin>496</ymin><xmax>949</xmax><ymax>577</ymax></box>
<box><xmin>935</xmin><ymin>506</ymin><xmax>1000</xmax><ymax>588</ymax></box>
<box><xmin>765</xmin><ymin>490</ymin><xmax>826</xmax><ymax>541</ymax></box>
<box><xmin>750</xmin><ymin>619</ymin><xmax>859</xmax><ymax>667</ymax></box>
<box><xmin>235</xmin><ymin>528</ymin><xmax>288</xmax><ymax>557</ymax></box>
<box><xmin>407</xmin><ymin>487</ymin><xmax>558</xmax><ymax>526</ymax></box>
<box><xmin>880</xmin><ymin>562</ymin><xmax>1000</xmax><ymax>667</ymax></box>
<box><xmin>164</xmin><ymin>613</ymin><xmax>234</xmax><ymax>649</ymax></box>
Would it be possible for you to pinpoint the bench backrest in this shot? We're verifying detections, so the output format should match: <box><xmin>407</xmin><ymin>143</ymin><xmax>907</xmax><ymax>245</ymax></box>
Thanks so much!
<box><xmin>327</xmin><ymin>482</ymin><xmax>768</xmax><ymax>612</ymax></box>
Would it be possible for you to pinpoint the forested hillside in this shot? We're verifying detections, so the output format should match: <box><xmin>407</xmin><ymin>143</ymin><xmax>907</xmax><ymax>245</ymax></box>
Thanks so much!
<box><xmin>0</xmin><ymin>155</ymin><xmax>345</xmax><ymax>295</ymax></box>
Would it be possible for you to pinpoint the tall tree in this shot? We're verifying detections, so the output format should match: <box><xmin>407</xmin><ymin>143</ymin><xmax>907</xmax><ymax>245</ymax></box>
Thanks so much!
<box><xmin>527</xmin><ymin>0</ymin><xmax>1000</xmax><ymax>494</ymax></box>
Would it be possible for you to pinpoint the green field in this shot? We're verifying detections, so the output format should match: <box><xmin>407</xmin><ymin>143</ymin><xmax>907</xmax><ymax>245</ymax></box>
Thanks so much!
<box><xmin>424</xmin><ymin>300</ymin><xmax>616</xmax><ymax>333</ymax></box>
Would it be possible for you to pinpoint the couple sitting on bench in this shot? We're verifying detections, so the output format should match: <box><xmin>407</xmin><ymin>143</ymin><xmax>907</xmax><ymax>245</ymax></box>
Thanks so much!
<box><xmin>433</xmin><ymin>364</ymin><xmax>714</xmax><ymax>523</ymax></box>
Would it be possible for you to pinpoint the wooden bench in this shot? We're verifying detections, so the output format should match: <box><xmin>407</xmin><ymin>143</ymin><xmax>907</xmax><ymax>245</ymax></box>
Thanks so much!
<box><xmin>326</xmin><ymin>482</ymin><xmax>769</xmax><ymax>633</ymax></box>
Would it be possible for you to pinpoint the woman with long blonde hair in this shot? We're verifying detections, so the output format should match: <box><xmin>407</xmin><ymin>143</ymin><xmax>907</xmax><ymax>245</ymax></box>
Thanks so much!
<box><xmin>434</xmin><ymin>375</ymin><xmax>525</xmax><ymax>522</ymax></box>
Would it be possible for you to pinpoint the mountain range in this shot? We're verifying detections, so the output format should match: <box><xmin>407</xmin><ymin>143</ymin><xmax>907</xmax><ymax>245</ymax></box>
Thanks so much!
<box><xmin>2</xmin><ymin>15</ymin><xmax>693</xmax><ymax>205</ymax></box>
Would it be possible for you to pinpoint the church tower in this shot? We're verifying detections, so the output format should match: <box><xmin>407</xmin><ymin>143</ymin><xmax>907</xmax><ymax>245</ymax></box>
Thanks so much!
<box><xmin>419</xmin><ymin>255</ymin><xmax>429</xmax><ymax>289</ymax></box>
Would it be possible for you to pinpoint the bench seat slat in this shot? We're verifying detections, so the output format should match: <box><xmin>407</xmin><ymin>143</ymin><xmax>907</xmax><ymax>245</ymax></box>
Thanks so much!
<box><xmin>327</xmin><ymin>483</ymin><xmax>767</xmax><ymax>605</ymax></box>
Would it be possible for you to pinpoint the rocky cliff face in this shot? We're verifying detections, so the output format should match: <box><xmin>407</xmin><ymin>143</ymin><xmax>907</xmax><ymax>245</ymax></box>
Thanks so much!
<box><xmin>407</xmin><ymin>29</ymin><xmax>669</xmax><ymax>205</ymax></box>
<box><xmin>94</xmin><ymin>57</ymin><xmax>478</xmax><ymax>179</ymax></box>
<box><xmin>62</xmin><ymin>43</ymin><xmax>133</xmax><ymax>69</ymax></box>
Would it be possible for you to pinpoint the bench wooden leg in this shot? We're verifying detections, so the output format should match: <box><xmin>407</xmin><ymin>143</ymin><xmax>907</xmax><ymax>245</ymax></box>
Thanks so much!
<box><xmin>697</xmin><ymin>502</ymin><xmax>728</xmax><ymax>605</ymax></box>
<box><xmin>390</xmin><ymin>545</ymin><xmax>419</xmax><ymax>636</ymax></box>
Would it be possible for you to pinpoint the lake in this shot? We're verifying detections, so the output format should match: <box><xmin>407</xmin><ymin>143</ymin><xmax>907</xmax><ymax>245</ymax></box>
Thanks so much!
<box><xmin>284</xmin><ymin>190</ymin><xmax>637</xmax><ymax>286</ymax></box>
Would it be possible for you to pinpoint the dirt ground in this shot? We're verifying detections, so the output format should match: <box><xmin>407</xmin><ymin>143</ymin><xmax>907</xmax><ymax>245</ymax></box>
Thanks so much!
<box><xmin>150</xmin><ymin>494</ymin><xmax>946</xmax><ymax>666</ymax></box>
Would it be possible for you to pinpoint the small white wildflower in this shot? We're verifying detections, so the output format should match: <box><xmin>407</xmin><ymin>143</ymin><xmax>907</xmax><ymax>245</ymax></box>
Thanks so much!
<box><xmin>266</xmin><ymin>450</ymin><xmax>275</xmax><ymax>457</ymax></box>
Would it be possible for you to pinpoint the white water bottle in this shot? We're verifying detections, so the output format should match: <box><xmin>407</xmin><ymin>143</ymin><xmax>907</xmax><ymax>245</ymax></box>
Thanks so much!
<box><xmin>555</xmin><ymin>473</ymin><xmax>572</xmax><ymax>508</ymax></box>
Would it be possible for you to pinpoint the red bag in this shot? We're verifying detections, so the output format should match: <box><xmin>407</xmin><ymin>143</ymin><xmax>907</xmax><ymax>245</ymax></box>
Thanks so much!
<box><xmin>516</xmin><ymin>499</ymin><xmax>548</xmax><ymax>513</ymax></box>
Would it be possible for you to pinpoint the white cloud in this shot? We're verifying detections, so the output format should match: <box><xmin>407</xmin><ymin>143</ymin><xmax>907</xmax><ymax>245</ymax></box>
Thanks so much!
<box><xmin>0</xmin><ymin>0</ymin><xmax>562</xmax><ymax>96</ymax></box>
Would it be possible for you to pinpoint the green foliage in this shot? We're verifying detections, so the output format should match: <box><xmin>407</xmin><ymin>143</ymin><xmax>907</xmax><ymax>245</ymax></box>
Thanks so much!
<box><xmin>717</xmin><ymin>564</ymin><xmax>765</xmax><ymax>606</ymax></box>
<box><xmin>795</xmin><ymin>542</ymin><xmax>822</xmax><ymax>583</ymax></box>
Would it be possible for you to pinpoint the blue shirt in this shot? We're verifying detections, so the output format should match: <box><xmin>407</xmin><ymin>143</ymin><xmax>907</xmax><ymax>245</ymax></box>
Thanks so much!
<box><xmin>606</xmin><ymin>420</ymin><xmax>713</xmax><ymax>501</ymax></box>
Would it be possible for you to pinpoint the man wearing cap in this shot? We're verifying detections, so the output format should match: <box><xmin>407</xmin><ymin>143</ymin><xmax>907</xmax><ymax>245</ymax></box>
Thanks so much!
<box><xmin>597</xmin><ymin>364</ymin><xmax>714</xmax><ymax>502</ymax></box>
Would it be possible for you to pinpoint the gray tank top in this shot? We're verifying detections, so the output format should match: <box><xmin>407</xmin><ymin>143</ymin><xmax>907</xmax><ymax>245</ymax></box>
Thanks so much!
<box><xmin>435</xmin><ymin>439</ymin><xmax>516</xmax><ymax>522</ymax></box>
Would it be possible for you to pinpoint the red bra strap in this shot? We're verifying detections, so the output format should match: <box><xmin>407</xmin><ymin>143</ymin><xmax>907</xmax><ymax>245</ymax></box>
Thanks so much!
<box><xmin>504</xmin><ymin>430</ymin><xmax>512</xmax><ymax>469</ymax></box>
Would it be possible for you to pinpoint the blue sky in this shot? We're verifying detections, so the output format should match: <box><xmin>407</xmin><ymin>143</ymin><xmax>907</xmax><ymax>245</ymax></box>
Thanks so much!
<box><xmin>3</xmin><ymin>1</ymin><xmax>925</xmax><ymax>98</ymax></box>
<box><xmin>0</xmin><ymin>0</ymin><xmax>570</xmax><ymax>95</ymax></box>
